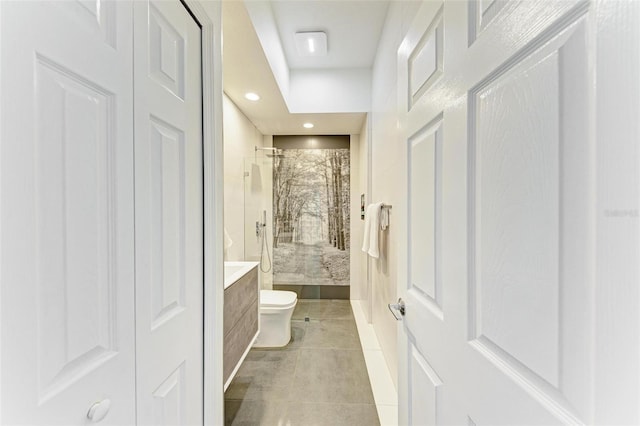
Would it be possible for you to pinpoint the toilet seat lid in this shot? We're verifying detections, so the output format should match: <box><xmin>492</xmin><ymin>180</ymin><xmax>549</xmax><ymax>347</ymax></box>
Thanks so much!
<box><xmin>260</xmin><ymin>290</ymin><xmax>297</xmax><ymax>308</ymax></box>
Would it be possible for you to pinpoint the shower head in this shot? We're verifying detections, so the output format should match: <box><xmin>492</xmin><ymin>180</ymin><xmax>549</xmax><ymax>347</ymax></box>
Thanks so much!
<box><xmin>255</xmin><ymin>146</ymin><xmax>285</xmax><ymax>158</ymax></box>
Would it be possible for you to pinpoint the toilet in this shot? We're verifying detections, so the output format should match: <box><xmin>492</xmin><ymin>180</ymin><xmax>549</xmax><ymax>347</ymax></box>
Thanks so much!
<box><xmin>254</xmin><ymin>290</ymin><xmax>297</xmax><ymax>348</ymax></box>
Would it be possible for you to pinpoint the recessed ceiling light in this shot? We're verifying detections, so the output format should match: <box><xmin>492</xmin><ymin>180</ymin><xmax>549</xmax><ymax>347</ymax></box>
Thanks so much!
<box><xmin>294</xmin><ymin>32</ymin><xmax>327</xmax><ymax>57</ymax></box>
<box><xmin>245</xmin><ymin>92</ymin><xmax>260</xmax><ymax>101</ymax></box>
<box><xmin>303</xmin><ymin>123</ymin><xmax>314</xmax><ymax>129</ymax></box>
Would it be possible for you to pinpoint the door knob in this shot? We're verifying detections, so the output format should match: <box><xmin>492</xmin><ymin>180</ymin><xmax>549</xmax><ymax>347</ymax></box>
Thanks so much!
<box><xmin>388</xmin><ymin>298</ymin><xmax>405</xmax><ymax>320</ymax></box>
<box><xmin>87</xmin><ymin>398</ymin><xmax>111</xmax><ymax>423</ymax></box>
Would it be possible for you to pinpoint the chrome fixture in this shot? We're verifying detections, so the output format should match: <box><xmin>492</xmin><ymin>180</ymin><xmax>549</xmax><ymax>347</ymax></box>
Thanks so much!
<box><xmin>256</xmin><ymin>209</ymin><xmax>272</xmax><ymax>273</ymax></box>
<box><xmin>255</xmin><ymin>146</ymin><xmax>284</xmax><ymax>159</ymax></box>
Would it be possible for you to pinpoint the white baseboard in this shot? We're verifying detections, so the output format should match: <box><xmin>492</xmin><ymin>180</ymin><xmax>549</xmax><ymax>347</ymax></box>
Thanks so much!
<box><xmin>351</xmin><ymin>300</ymin><xmax>398</xmax><ymax>426</ymax></box>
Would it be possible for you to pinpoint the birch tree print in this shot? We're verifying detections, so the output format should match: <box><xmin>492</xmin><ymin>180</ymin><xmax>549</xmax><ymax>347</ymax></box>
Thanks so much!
<box><xmin>272</xmin><ymin>148</ymin><xmax>350</xmax><ymax>286</ymax></box>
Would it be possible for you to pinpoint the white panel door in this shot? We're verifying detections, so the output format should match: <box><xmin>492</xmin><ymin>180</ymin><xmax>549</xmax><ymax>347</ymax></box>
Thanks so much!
<box><xmin>0</xmin><ymin>1</ymin><xmax>136</xmax><ymax>424</ymax></box>
<box><xmin>397</xmin><ymin>0</ymin><xmax>640</xmax><ymax>424</ymax></box>
<box><xmin>133</xmin><ymin>1</ymin><xmax>204</xmax><ymax>425</ymax></box>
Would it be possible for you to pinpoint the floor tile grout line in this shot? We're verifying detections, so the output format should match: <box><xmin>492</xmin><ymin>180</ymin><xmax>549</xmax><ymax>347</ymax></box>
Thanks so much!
<box><xmin>287</xmin><ymin>320</ymin><xmax>305</xmax><ymax>405</ymax></box>
<box><xmin>282</xmin><ymin>401</ymin><xmax>380</xmax><ymax>407</ymax></box>
<box><xmin>298</xmin><ymin>347</ymin><xmax>362</xmax><ymax>350</ymax></box>
<box><xmin>276</xmin><ymin>322</ymin><xmax>307</xmax><ymax>418</ymax></box>
<box><xmin>225</xmin><ymin>299</ymin><xmax>381</xmax><ymax>425</ymax></box>
<box><xmin>293</xmin><ymin>300</ymin><xmax>377</xmax><ymax>407</ymax></box>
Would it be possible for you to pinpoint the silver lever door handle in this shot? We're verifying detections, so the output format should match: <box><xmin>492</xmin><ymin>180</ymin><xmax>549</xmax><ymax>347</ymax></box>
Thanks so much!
<box><xmin>87</xmin><ymin>398</ymin><xmax>111</xmax><ymax>423</ymax></box>
<box><xmin>388</xmin><ymin>298</ymin><xmax>405</xmax><ymax>320</ymax></box>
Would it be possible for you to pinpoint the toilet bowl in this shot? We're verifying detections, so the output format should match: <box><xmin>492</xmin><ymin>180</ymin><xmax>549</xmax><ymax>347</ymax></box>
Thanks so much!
<box><xmin>254</xmin><ymin>290</ymin><xmax>297</xmax><ymax>348</ymax></box>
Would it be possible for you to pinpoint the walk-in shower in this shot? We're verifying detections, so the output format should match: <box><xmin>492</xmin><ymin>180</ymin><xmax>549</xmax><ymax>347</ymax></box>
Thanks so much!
<box><xmin>242</xmin><ymin>147</ymin><xmax>277</xmax><ymax>288</ymax></box>
<box><xmin>244</xmin><ymin>137</ymin><xmax>351</xmax><ymax>298</ymax></box>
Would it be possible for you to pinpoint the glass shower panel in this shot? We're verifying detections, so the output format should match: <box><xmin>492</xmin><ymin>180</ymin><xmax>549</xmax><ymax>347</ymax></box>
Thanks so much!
<box><xmin>243</xmin><ymin>155</ymin><xmax>273</xmax><ymax>288</ymax></box>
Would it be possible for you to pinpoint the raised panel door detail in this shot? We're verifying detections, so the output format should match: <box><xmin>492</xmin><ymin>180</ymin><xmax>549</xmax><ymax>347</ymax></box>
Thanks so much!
<box><xmin>409</xmin><ymin>117</ymin><xmax>443</xmax><ymax>317</ymax></box>
<box><xmin>149</xmin><ymin>2</ymin><xmax>185</xmax><ymax>100</ymax></box>
<box><xmin>133</xmin><ymin>1</ymin><xmax>203</xmax><ymax>424</ymax></box>
<box><xmin>468</xmin><ymin>0</ymin><xmax>508</xmax><ymax>45</ymax></box>
<box><xmin>475</xmin><ymin>50</ymin><xmax>561</xmax><ymax>387</ymax></box>
<box><xmin>408</xmin><ymin>7</ymin><xmax>443</xmax><ymax>109</ymax></box>
<box><xmin>152</xmin><ymin>363</ymin><xmax>186</xmax><ymax>426</ymax></box>
<box><xmin>468</xmin><ymin>15</ymin><xmax>593</xmax><ymax>421</ymax></box>
<box><xmin>55</xmin><ymin>0</ymin><xmax>117</xmax><ymax>48</ymax></box>
<box><xmin>148</xmin><ymin>116</ymin><xmax>186</xmax><ymax>329</ymax></box>
<box><xmin>480</xmin><ymin>0</ymin><xmax>498</xmax><ymax>16</ymax></box>
<box><xmin>410</xmin><ymin>345</ymin><xmax>443</xmax><ymax>425</ymax></box>
<box><xmin>34</xmin><ymin>56</ymin><xmax>117</xmax><ymax>402</ymax></box>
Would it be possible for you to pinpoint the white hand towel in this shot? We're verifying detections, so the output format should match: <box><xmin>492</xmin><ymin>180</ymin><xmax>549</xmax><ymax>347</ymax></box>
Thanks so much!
<box><xmin>361</xmin><ymin>204</ymin><xmax>373</xmax><ymax>253</ymax></box>
<box><xmin>367</xmin><ymin>202</ymin><xmax>383</xmax><ymax>258</ymax></box>
<box><xmin>380</xmin><ymin>205</ymin><xmax>389</xmax><ymax>230</ymax></box>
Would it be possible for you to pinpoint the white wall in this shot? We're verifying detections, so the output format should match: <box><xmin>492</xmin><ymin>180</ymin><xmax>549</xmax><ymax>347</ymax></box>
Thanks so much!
<box><xmin>288</xmin><ymin>69</ymin><xmax>372</xmax><ymax>113</ymax></box>
<box><xmin>223</xmin><ymin>93</ymin><xmax>264</xmax><ymax>261</ymax></box>
<box><xmin>351</xmin><ymin>119</ymin><xmax>371</xmax><ymax>308</ymax></box>
<box><xmin>244</xmin><ymin>2</ymin><xmax>375</xmax><ymax>115</ymax></box>
<box><xmin>350</xmin><ymin>133</ymin><xmax>364</xmax><ymax>301</ymax></box>
<box><xmin>243</xmin><ymin>1</ymin><xmax>290</xmax><ymax>100</ymax></box>
<box><xmin>368</xmin><ymin>1</ymin><xmax>421</xmax><ymax>389</ymax></box>
<box><xmin>358</xmin><ymin>118</ymin><xmax>371</xmax><ymax>320</ymax></box>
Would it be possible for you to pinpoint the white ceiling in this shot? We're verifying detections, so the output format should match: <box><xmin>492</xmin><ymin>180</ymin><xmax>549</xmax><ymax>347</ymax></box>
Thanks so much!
<box><xmin>270</xmin><ymin>1</ymin><xmax>389</xmax><ymax>70</ymax></box>
<box><xmin>222</xmin><ymin>0</ymin><xmax>390</xmax><ymax>135</ymax></box>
